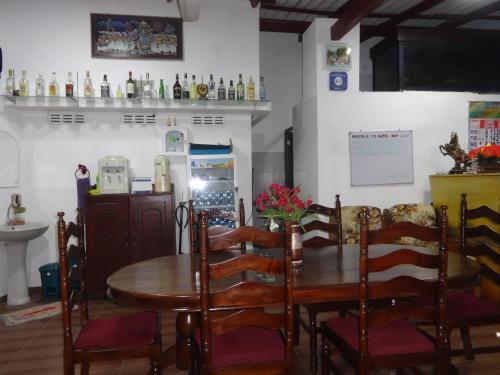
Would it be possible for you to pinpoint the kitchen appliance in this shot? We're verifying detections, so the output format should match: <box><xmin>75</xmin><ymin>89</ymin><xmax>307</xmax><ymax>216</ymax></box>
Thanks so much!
<box><xmin>154</xmin><ymin>155</ymin><xmax>171</xmax><ymax>193</ymax></box>
<box><xmin>188</xmin><ymin>154</ymin><xmax>238</xmax><ymax>228</ymax></box>
<box><xmin>98</xmin><ymin>156</ymin><xmax>129</xmax><ymax>194</ymax></box>
<box><xmin>131</xmin><ymin>177</ymin><xmax>153</xmax><ymax>194</ymax></box>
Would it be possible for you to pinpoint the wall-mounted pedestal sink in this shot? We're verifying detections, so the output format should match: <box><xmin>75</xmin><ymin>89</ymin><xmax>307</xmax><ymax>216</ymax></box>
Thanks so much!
<box><xmin>0</xmin><ymin>223</ymin><xmax>49</xmax><ymax>305</ymax></box>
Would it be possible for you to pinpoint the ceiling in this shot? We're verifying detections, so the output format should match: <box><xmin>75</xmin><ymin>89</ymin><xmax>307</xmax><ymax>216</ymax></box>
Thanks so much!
<box><xmin>253</xmin><ymin>0</ymin><xmax>500</xmax><ymax>42</ymax></box>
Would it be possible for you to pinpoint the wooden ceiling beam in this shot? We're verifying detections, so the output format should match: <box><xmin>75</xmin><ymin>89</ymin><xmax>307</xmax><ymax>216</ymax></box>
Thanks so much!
<box><xmin>260</xmin><ymin>18</ymin><xmax>311</xmax><ymax>34</ymax></box>
<box><xmin>440</xmin><ymin>0</ymin><xmax>500</xmax><ymax>28</ymax></box>
<box><xmin>331</xmin><ymin>0</ymin><xmax>385</xmax><ymax>40</ymax></box>
<box><xmin>261</xmin><ymin>4</ymin><xmax>340</xmax><ymax>18</ymax></box>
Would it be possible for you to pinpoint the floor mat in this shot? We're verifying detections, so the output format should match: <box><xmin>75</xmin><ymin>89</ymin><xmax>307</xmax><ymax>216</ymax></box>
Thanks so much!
<box><xmin>0</xmin><ymin>301</ymin><xmax>61</xmax><ymax>326</ymax></box>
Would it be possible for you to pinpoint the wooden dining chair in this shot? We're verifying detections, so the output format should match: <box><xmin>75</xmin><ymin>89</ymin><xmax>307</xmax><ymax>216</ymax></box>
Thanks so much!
<box><xmin>321</xmin><ymin>206</ymin><xmax>451</xmax><ymax>375</ymax></box>
<box><xmin>57</xmin><ymin>211</ymin><xmax>162</xmax><ymax>375</ymax></box>
<box><xmin>193</xmin><ymin>211</ymin><xmax>294</xmax><ymax>374</ymax></box>
<box><xmin>297</xmin><ymin>195</ymin><xmax>358</xmax><ymax>373</ymax></box>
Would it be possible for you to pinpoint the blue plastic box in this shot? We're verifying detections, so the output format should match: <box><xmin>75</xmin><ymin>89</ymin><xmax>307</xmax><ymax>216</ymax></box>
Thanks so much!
<box><xmin>39</xmin><ymin>262</ymin><xmax>60</xmax><ymax>299</ymax></box>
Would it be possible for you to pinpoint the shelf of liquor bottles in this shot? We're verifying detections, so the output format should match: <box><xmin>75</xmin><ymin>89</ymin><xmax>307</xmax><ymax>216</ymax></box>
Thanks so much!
<box><xmin>1</xmin><ymin>95</ymin><xmax>272</xmax><ymax>125</ymax></box>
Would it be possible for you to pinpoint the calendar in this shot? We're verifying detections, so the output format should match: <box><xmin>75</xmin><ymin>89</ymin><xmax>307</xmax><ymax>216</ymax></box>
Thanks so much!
<box><xmin>469</xmin><ymin>102</ymin><xmax>500</xmax><ymax>149</ymax></box>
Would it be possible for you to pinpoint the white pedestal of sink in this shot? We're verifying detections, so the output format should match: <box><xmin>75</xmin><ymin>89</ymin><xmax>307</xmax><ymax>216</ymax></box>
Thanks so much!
<box><xmin>0</xmin><ymin>223</ymin><xmax>49</xmax><ymax>306</ymax></box>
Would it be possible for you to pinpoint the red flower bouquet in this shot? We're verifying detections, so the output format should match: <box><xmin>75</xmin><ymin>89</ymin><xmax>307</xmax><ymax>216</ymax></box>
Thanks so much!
<box><xmin>256</xmin><ymin>183</ymin><xmax>313</xmax><ymax>223</ymax></box>
<box><xmin>468</xmin><ymin>143</ymin><xmax>500</xmax><ymax>161</ymax></box>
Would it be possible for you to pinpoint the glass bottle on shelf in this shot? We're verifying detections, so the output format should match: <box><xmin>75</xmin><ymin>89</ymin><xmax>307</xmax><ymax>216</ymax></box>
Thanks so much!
<box><xmin>65</xmin><ymin>72</ymin><xmax>74</xmax><ymax>97</ymax></box>
<box><xmin>83</xmin><ymin>70</ymin><xmax>93</xmax><ymax>97</ymax></box>
<box><xmin>246</xmin><ymin>76</ymin><xmax>255</xmax><ymax>101</ymax></box>
<box><xmin>101</xmin><ymin>74</ymin><xmax>110</xmax><ymax>98</ymax></box>
<box><xmin>159</xmin><ymin>79</ymin><xmax>165</xmax><ymax>99</ymax></box>
<box><xmin>190</xmin><ymin>74</ymin><xmax>198</xmax><ymax>100</ymax></box>
<box><xmin>5</xmin><ymin>69</ymin><xmax>15</xmax><ymax>96</ymax></box>
<box><xmin>259</xmin><ymin>76</ymin><xmax>267</xmax><ymax>101</ymax></box>
<box><xmin>228</xmin><ymin>80</ymin><xmax>235</xmax><ymax>100</ymax></box>
<box><xmin>115</xmin><ymin>84</ymin><xmax>124</xmax><ymax>98</ymax></box>
<box><xmin>182</xmin><ymin>73</ymin><xmax>190</xmax><ymax>99</ymax></box>
<box><xmin>19</xmin><ymin>70</ymin><xmax>29</xmax><ymax>96</ymax></box>
<box><xmin>236</xmin><ymin>73</ymin><xmax>244</xmax><ymax>101</ymax></box>
<box><xmin>208</xmin><ymin>73</ymin><xmax>216</xmax><ymax>99</ymax></box>
<box><xmin>35</xmin><ymin>73</ymin><xmax>45</xmax><ymax>97</ymax></box>
<box><xmin>173</xmin><ymin>73</ymin><xmax>182</xmax><ymax>99</ymax></box>
<box><xmin>217</xmin><ymin>78</ymin><xmax>226</xmax><ymax>100</ymax></box>
<box><xmin>143</xmin><ymin>72</ymin><xmax>152</xmax><ymax>98</ymax></box>
<box><xmin>48</xmin><ymin>72</ymin><xmax>59</xmax><ymax>96</ymax></box>
<box><xmin>126</xmin><ymin>71</ymin><xmax>135</xmax><ymax>98</ymax></box>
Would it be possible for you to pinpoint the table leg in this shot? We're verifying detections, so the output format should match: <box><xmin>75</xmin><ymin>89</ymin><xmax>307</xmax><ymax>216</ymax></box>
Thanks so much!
<box><xmin>176</xmin><ymin>311</ymin><xmax>199</xmax><ymax>371</ymax></box>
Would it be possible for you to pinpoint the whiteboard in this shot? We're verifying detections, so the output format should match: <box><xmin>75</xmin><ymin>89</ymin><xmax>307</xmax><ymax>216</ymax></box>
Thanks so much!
<box><xmin>349</xmin><ymin>131</ymin><xmax>413</xmax><ymax>186</ymax></box>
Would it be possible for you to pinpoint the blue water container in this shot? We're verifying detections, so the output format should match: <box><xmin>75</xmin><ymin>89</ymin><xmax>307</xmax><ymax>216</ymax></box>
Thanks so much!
<box><xmin>39</xmin><ymin>262</ymin><xmax>60</xmax><ymax>299</ymax></box>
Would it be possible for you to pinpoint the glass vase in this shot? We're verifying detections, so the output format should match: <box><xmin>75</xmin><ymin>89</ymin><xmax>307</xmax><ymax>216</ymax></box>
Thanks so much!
<box><xmin>290</xmin><ymin>223</ymin><xmax>303</xmax><ymax>267</ymax></box>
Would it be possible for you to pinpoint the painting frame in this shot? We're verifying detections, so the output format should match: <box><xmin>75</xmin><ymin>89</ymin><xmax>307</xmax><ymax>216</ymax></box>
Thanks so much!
<box><xmin>91</xmin><ymin>13</ymin><xmax>183</xmax><ymax>60</ymax></box>
<box><xmin>324</xmin><ymin>42</ymin><xmax>352</xmax><ymax>71</ymax></box>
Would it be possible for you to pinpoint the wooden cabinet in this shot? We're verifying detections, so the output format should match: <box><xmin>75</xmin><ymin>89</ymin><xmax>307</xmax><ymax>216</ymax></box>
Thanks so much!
<box><xmin>86</xmin><ymin>192</ymin><xmax>176</xmax><ymax>298</ymax></box>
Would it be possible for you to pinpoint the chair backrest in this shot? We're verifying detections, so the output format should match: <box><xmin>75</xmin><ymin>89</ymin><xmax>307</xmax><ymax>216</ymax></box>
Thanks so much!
<box><xmin>460</xmin><ymin>193</ymin><xmax>500</xmax><ymax>289</ymax></box>
<box><xmin>358</xmin><ymin>206</ymin><xmax>449</xmax><ymax>362</ymax></box>
<box><xmin>57</xmin><ymin>210</ymin><xmax>88</xmax><ymax>352</ymax></box>
<box><xmin>301</xmin><ymin>194</ymin><xmax>342</xmax><ymax>250</ymax></box>
<box><xmin>188</xmin><ymin>198</ymin><xmax>246</xmax><ymax>255</ymax></box>
<box><xmin>341</xmin><ymin>205</ymin><xmax>383</xmax><ymax>244</ymax></box>
<box><xmin>199</xmin><ymin>212</ymin><xmax>294</xmax><ymax>373</ymax></box>
<box><xmin>382</xmin><ymin>203</ymin><xmax>438</xmax><ymax>248</ymax></box>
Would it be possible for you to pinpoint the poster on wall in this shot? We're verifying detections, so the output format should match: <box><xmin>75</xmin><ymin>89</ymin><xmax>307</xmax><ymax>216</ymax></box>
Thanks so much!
<box><xmin>349</xmin><ymin>131</ymin><xmax>414</xmax><ymax>186</ymax></box>
<box><xmin>91</xmin><ymin>13</ymin><xmax>183</xmax><ymax>60</ymax></box>
<box><xmin>324</xmin><ymin>43</ymin><xmax>351</xmax><ymax>71</ymax></box>
<box><xmin>468</xmin><ymin>101</ymin><xmax>500</xmax><ymax>149</ymax></box>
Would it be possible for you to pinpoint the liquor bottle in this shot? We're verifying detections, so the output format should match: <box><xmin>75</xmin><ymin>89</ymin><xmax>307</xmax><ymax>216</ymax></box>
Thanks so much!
<box><xmin>126</xmin><ymin>71</ymin><xmax>135</xmax><ymax>98</ymax></box>
<box><xmin>259</xmin><ymin>76</ymin><xmax>267</xmax><ymax>101</ymax></box>
<box><xmin>182</xmin><ymin>73</ymin><xmax>190</xmax><ymax>99</ymax></box>
<box><xmin>35</xmin><ymin>73</ymin><xmax>45</xmax><ymax>97</ymax></box>
<box><xmin>207</xmin><ymin>73</ymin><xmax>216</xmax><ymax>99</ymax></box>
<box><xmin>65</xmin><ymin>72</ymin><xmax>74</xmax><ymax>97</ymax></box>
<box><xmin>173</xmin><ymin>73</ymin><xmax>182</xmax><ymax>99</ymax></box>
<box><xmin>101</xmin><ymin>74</ymin><xmax>110</xmax><ymax>98</ymax></box>
<box><xmin>19</xmin><ymin>70</ymin><xmax>29</xmax><ymax>96</ymax></box>
<box><xmin>83</xmin><ymin>70</ymin><xmax>93</xmax><ymax>97</ymax></box>
<box><xmin>48</xmin><ymin>72</ymin><xmax>59</xmax><ymax>96</ymax></box>
<box><xmin>159</xmin><ymin>79</ymin><xmax>165</xmax><ymax>99</ymax></box>
<box><xmin>217</xmin><ymin>78</ymin><xmax>226</xmax><ymax>100</ymax></box>
<box><xmin>228</xmin><ymin>80</ymin><xmax>235</xmax><ymax>100</ymax></box>
<box><xmin>190</xmin><ymin>75</ymin><xmax>198</xmax><ymax>100</ymax></box>
<box><xmin>247</xmin><ymin>76</ymin><xmax>255</xmax><ymax>101</ymax></box>
<box><xmin>143</xmin><ymin>72</ymin><xmax>152</xmax><ymax>98</ymax></box>
<box><xmin>116</xmin><ymin>85</ymin><xmax>124</xmax><ymax>98</ymax></box>
<box><xmin>236</xmin><ymin>73</ymin><xmax>244</xmax><ymax>101</ymax></box>
<box><xmin>5</xmin><ymin>69</ymin><xmax>15</xmax><ymax>96</ymax></box>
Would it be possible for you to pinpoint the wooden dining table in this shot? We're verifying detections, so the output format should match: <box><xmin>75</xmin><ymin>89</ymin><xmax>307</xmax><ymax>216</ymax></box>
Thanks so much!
<box><xmin>107</xmin><ymin>244</ymin><xmax>479</xmax><ymax>371</ymax></box>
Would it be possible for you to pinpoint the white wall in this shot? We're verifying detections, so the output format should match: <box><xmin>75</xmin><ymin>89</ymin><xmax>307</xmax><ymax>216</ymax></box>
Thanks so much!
<box><xmin>0</xmin><ymin>0</ymin><xmax>259</xmax><ymax>296</ymax></box>
<box><xmin>296</xmin><ymin>18</ymin><xmax>500</xmax><ymax>209</ymax></box>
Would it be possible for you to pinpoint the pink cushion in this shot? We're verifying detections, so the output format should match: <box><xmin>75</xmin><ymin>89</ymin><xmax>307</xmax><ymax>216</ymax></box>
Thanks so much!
<box><xmin>417</xmin><ymin>291</ymin><xmax>500</xmax><ymax>320</ymax></box>
<box><xmin>325</xmin><ymin>316</ymin><xmax>434</xmax><ymax>357</ymax></box>
<box><xmin>195</xmin><ymin>326</ymin><xmax>284</xmax><ymax>368</ymax></box>
<box><xmin>74</xmin><ymin>311</ymin><xmax>157</xmax><ymax>350</ymax></box>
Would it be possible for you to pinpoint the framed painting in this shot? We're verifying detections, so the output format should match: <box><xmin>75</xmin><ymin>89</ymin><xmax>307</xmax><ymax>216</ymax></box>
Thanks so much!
<box><xmin>91</xmin><ymin>13</ymin><xmax>183</xmax><ymax>60</ymax></box>
<box><xmin>324</xmin><ymin>43</ymin><xmax>352</xmax><ymax>71</ymax></box>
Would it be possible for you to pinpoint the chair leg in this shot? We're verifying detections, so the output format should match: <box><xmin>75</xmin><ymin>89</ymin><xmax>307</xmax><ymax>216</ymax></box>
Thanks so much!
<box><xmin>150</xmin><ymin>358</ymin><xmax>162</xmax><ymax>375</ymax></box>
<box><xmin>80</xmin><ymin>363</ymin><xmax>89</xmax><ymax>375</ymax></box>
<box><xmin>321</xmin><ymin>336</ymin><xmax>329</xmax><ymax>375</ymax></box>
<box><xmin>64</xmin><ymin>360</ymin><xmax>75</xmax><ymax>375</ymax></box>
<box><xmin>293</xmin><ymin>304</ymin><xmax>300</xmax><ymax>345</ymax></box>
<box><xmin>459</xmin><ymin>327</ymin><xmax>475</xmax><ymax>360</ymax></box>
<box><xmin>309</xmin><ymin>310</ymin><xmax>319</xmax><ymax>373</ymax></box>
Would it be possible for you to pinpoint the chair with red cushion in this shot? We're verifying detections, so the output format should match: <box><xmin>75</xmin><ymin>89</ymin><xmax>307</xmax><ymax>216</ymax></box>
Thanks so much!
<box><xmin>321</xmin><ymin>206</ymin><xmax>451</xmax><ymax>375</ymax></box>
<box><xmin>297</xmin><ymin>195</ymin><xmax>358</xmax><ymax>373</ymax></box>
<box><xmin>193</xmin><ymin>211</ymin><xmax>294</xmax><ymax>374</ymax></box>
<box><xmin>57</xmin><ymin>211</ymin><xmax>162</xmax><ymax>375</ymax></box>
<box><xmin>449</xmin><ymin>193</ymin><xmax>499</xmax><ymax>359</ymax></box>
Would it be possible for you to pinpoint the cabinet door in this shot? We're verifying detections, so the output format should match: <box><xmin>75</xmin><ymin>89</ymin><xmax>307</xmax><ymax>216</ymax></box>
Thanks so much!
<box><xmin>85</xmin><ymin>195</ymin><xmax>129</xmax><ymax>298</ymax></box>
<box><xmin>130</xmin><ymin>193</ymin><xmax>176</xmax><ymax>262</ymax></box>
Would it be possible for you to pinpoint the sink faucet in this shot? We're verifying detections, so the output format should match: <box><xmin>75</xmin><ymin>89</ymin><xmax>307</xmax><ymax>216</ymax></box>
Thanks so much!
<box><xmin>6</xmin><ymin>194</ymin><xmax>21</xmax><ymax>225</ymax></box>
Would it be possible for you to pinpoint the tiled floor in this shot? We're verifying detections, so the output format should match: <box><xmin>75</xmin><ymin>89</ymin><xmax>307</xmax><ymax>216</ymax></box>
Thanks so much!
<box><xmin>0</xmin><ymin>294</ymin><xmax>499</xmax><ymax>374</ymax></box>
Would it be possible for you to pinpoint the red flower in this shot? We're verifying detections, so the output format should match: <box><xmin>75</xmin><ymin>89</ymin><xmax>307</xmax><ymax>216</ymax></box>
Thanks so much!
<box><xmin>256</xmin><ymin>183</ymin><xmax>313</xmax><ymax>223</ymax></box>
<box><xmin>468</xmin><ymin>143</ymin><xmax>500</xmax><ymax>160</ymax></box>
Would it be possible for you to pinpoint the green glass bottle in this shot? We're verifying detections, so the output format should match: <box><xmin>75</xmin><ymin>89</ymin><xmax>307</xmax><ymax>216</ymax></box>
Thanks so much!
<box><xmin>159</xmin><ymin>79</ymin><xmax>165</xmax><ymax>99</ymax></box>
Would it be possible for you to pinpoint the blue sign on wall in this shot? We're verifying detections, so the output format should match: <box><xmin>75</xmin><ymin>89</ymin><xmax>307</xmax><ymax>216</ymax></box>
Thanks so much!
<box><xmin>329</xmin><ymin>71</ymin><xmax>348</xmax><ymax>91</ymax></box>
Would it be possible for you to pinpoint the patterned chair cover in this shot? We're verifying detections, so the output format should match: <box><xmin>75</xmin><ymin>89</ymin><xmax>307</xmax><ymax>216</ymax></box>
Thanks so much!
<box><xmin>340</xmin><ymin>206</ymin><xmax>383</xmax><ymax>244</ymax></box>
<box><xmin>385</xmin><ymin>203</ymin><xmax>438</xmax><ymax>249</ymax></box>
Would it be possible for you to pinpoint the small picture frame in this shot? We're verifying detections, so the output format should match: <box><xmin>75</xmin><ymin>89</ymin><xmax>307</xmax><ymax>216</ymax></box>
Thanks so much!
<box><xmin>324</xmin><ymin>43</ymin><xmax>352</xmax><ymax>71</ymax></box>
